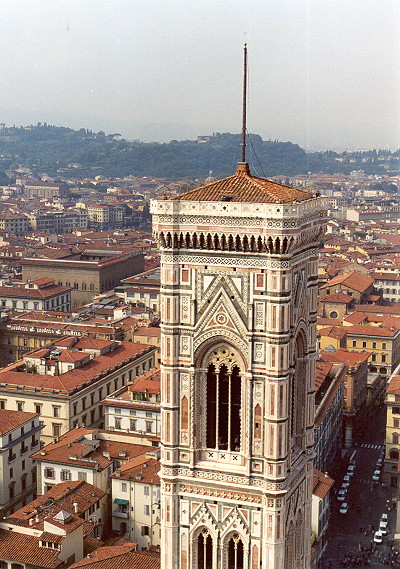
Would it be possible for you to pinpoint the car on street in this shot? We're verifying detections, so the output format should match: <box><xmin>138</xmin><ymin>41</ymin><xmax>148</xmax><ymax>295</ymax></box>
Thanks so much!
<box><xmin>374</xmin><ymin>531</ymin><xmax>383</xmax><ymax>544</ymax></box>
<box><xmin>372</xmin><ymin>469</ymin><xmax>381</xmax><ymax>481</ymax></box>
<box><xmin>337</xmin><ymin>489</ymin><xmax>347</xmax><ymax>501</ymax></box>
<box><xmin>343</xmin><ymin>475</ymin><xmax>351</xmax><ymax>484</ymax></box>
<box><xmin>339</xmin><ymin>503</ymin><xmax>349</xmax><ymax>514</ymax></box>
<box><xmin>341</xmin><ymin>481</ymin><xmax>350</xmax><ymax>489</ymax></box>
<box><xmin>379</xmin><ymin>520</ymin><xmax>388</xmax><ymax>534</ymax></box>
<box><xmin>376</xmin><ymin>458</ymin><xmax>383</xmax><ymax>467</ymax></box>
<box><xmin>347</xmin><ymin>464</ymin><xmax>356</xmax><ymax>473</ymax></box>
<box><xmin>381</xmin><ymin>513</ymin><xmax>388</xmax><ymax>522</ymax></box>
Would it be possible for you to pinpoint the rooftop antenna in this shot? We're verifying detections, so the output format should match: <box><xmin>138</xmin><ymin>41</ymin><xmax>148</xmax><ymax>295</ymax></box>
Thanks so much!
<box><xmin>241</xmin><ymin>43</ymin><xmax>248</xmax><ymax>163</ymax></box>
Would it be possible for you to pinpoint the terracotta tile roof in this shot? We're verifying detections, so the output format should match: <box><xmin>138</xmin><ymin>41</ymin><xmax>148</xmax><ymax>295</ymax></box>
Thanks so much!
<box><xmin>0</xmin><ymin>283</ymin><xmax>72</xmax><ymax>298</ymax></box>
<box><xmin>44</xmin><ymin>511</ymin><xmax>86</xmax><ymax>533</ymax></box>
<box><xmin>373</xmin><ymin>272</ymin><xmax>400</xmax><ymax>282</ymax></box>
<box><xmin>133</xmin><ymin>327</ymin><xmax>161</xmax><ymax>338</ymax></box>
<box><xmin>69</xmin><ymin>545</ymin><xmax>160</xmax><ymax>569</ymax></box>
<box><xmin>170</xmin><ymin>163</ymin><xmax>313</xmax><ymax>204</ymax></box>
<box><xmin>319</xmin><ymin>293</ymin><xmax>354</xmax><ymax>304</ymax></box>
<box><xmin>320</xmin><ymin>348</ymin><xmax>370</xmax><ymax>367</ymax></box>
<box><xmin>345</xmin><ymin>325</ymin><xmax>399</xmax><ymax>338</ymax></box>
<box><xmin>387</xmin><ymin>375</ymin><xmax>400</xmax><ymax>395</ymax></box>
<box><xmin>313</xmin><ymin>469</ymin><xmax>334</xmax><ymax>499</ymax></box>
<box><xmin>0</xmin><ymin>342</ymin><xmax>153</xmax><ymax>394</ymax></box>
<box><xmin>130</xmin><ymin>368</ymin><xmax>160</xmax><ymax>395</ymax></box>
<box><xmin>0</xmin><ymin>529</ymin><xmax>62</xmax><ymax>568</ymax></box>
<box><xmin>0</xmin><ymin>409</ymin><xmax>37</xmax><ymax>434</ymax></box>
<box><xmin>7</xmin><ymin>480</ymin><xmax>106</xmax><ymax>525</ymax></box>
<box><xmin>315</xmin><ymin>361</ymin><xmax>334</xmax><ymax>391</ymax></box>
<box><xmin>58</xmin><ymin>350</ymin><xmax>89</xmax><ymax>363</ymax></box>
<box><xmin>318</xmin><ymin>326</ymin><xmax>348</xmax><ymax>340</ymax></box>
<box><xmin>113</xmin><ymin>455</ymin><xmax>160</xmax><ymax>484</ymax></box>
<box><xmin>317</xmin><ymin>317</ymin><xmax>341</xmax><ymax>327</ymax></box>
<box><xmin>32</xmin><ymin>428</ymin><xmax>155</xmax><ymax>470</ymax></box>
<box><xmin>320</xmin><ymin>271</ymin><xmax>374</xmax><ymax>293</ymax></box>
<box><xmin>355</xmin><ymin>304</ymin><xmax>400</xmax><ymax>316</ymax></box>
<box><xmin>343</xmin><ymin>312</ymin><xmax>366</xmax><ymax>325</ymax></box>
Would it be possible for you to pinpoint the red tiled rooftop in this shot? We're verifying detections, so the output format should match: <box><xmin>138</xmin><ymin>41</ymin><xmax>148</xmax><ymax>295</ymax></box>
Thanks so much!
<box><xmin>31</xmin><ymin>428</ymin><xmax>155</xmax><ymax>469</ymax></box>
<box><xmin>69</xmin><ymin>546</ymin><xmax>160</xmax><ymax>569</ymax></box>
<box><xmin>0</xmin><ymin>342</ymin><xmax>153</xmax><ymax>394</ymax></box>
<box><xmin>387</xmin><ymin>375</ymin><xmax>400</xmax><ymax>395</ymax></box>
<box><xmin>319</xmin><ymin>292</ymin><xmax>354</xmax><ymax>304</ymax></box>
<box><xmin>320</xmin><ymin>348</ymin><xmax>370</xmax><ymax>367</ymax></box>
<box><xmin>320</xmin><ymin>271</ymin><xmax>374</xmax><ymax>293</ymax></box>
<box><xmin>0</xmin><ymin>530</ymin><xmax>62</xmax><ymax>568</ymax></box>
<box><xmin>170</xmin><ymin>163</ymin><xmax>313</xmax><ymax>204</ymax></box>
<box><xmin>315</xmin><ymin>361</ymin><xmax>334</xmax><ymax>390</ymax></box>
<box><xmin>0</xmin><ymin>409</ymin><xmax>37</xmax><ymax>434</ymax></box>
<box><xmin>313</xmin><ymin>469</ymin><xmax>334</xmax><ymax>499</ymax></box>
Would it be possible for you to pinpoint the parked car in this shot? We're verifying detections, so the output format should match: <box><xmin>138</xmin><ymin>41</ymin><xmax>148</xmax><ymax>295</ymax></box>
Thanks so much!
<box><xmin>341</xmin><ymin>481</ymin><xmax>350</xmax><ymax>489</ymax></box>
<box><xmin>347</xmin><ymin>464</ymin><xmax>356</xmax><ymax>473</ymax></box>
<box><xmin>376</xmin><ymin>458</ymin><xmax>383</xmax><ymax>467</ymax></box>
<box><xmin>374</xmin><ymin>531</ymin><xmax>383</xmax><ymax>544</ymax></box>
<box><xmin>339</xmin><ymin>502</ymin><xmax>349</xmax><ymax>514</ymax></box>
<box><xmin>379</xmin><ymin>520</ymin><xmax>388</xmax><ymax>535</ymax></box>
<box><xmin>343</xmin><ymin>475</ymin><xmax>351</xmax><ymax>484</ymax></box>
<box><xmin>337</xmin><ymin>489</ymin><xmax>347</xmax><ymax>501</ymax></box>
<box><xmin>381</xmin><ymin>513</ymin><xmax>388</xmax><ymax>522</ymax></box>
<box><xmin>372</xmin><ymin>469</ymin><xmax>381</xmax><ymax>481</ymax></box>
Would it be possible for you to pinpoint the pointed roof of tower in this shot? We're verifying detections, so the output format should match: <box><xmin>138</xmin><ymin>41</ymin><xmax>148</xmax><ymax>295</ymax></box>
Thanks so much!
<box><xmin>170</xmin><ymin>163</ymin><xmax>313</xmax><ymax>204</ymax></box>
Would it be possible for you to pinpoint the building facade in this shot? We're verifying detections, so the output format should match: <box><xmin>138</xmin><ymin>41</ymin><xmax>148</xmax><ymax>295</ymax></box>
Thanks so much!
<box><xmin>0</xmin><ymin>409</ymin><xmax>42</xmax><ymax>517</ymax></box>
<box><xmin>0</xmin><ymin>338</ymin><xmax>156</xmax><ymax>444</ymax></box>
<box><xmin>151</xmin><ymin>163</ymin><xmax>327</xmax><ymax>569</ymax></box>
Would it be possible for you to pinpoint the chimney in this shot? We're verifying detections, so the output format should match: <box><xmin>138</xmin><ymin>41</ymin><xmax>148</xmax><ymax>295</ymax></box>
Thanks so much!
<box><xmin>73</xmin><ymin>502</ymin><xmax>79</xmax><ymax>514</ymax></box>
<box><xmin>29</xmin><ymin>517</ymin><xmax>34</xmax><ymax>526</ymax></box>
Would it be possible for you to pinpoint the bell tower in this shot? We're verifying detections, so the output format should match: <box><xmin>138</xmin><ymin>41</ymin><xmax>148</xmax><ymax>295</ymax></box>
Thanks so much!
<box><xmin>151</xmin><ymin>167</ymin><xmax>327</xmax><ymax>568</ymax></box>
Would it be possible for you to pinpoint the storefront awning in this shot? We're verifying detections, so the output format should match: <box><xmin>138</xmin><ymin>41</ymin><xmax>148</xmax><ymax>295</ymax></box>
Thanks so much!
<box><xmin>114</xmin><ymin>498</ymin><xmax>129</xmax><ymax>505</ymax></box>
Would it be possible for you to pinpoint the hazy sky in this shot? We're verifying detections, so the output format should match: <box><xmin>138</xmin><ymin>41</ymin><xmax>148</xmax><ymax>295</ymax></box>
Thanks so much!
<box><xmin>2</xmin><ymin>0</ymin><xmax>400</xmax><ymax>150</ymax></box>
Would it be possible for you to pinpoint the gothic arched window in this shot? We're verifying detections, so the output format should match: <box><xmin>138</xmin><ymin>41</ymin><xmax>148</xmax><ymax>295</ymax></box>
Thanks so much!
<box><xmin>290</xmin><ymin>332</ymin><xmax>307</xmax><ymax>448</ymax></box>
<box><xmin>205</xmin><ymin>347</ymin><xmax>242</xmax><ymax>452</ymax></box>
<box><xmin>197</xmin><ymin>529</ymin><xmax>213</xmax><ymax>569</ymax></box>
<box><xmin>227</xmin><ymin>534</ymin><xmax>244</xmax><ymax>569</ymax></box>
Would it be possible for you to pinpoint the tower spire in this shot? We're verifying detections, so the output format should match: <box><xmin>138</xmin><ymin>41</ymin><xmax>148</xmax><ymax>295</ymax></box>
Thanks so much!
<box><xmin>241</xmin><ymin>42</ymin><xmax>248</xmax><ymax>164</ymax></box>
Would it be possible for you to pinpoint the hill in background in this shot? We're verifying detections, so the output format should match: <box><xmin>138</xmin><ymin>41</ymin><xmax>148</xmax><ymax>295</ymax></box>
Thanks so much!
<box><xmin>0</xmin><ymin>124</ymin><xmax>398</xmax><ymax>181</ymax></box>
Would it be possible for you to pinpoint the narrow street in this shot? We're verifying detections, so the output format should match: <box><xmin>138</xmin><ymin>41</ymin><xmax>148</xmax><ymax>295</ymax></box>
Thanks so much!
<box><xmin>321</xmin><ymin>405</ymin><xmax>399</xmax><ymax>568</ymax></box>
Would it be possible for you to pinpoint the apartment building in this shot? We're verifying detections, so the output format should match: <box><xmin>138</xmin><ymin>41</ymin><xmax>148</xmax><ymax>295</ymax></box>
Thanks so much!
<box><xmin>373</xmin><ymin>272</ymin><xmax>400</xmax><ymax>303</ymax></box>
<box><xmin>0</xmin><ymin>409</ymin><xmax>42</xmax><ymax>517</ymax></box>
<box><xmin>120</xmin><ymin>267</ymin><xmax>160</xmax><ymax>316</ymax></box>
<box><xmin>102</xmin><ymin>367</ymin><xmax>161</xmax><ymax>437</ymax></box>
<box><xmin>111</xmin><ymin>452</ymin><xmax>160</xmax><ymax>549</ymax></box>
<box><xmin>345</xmin><ymin>325</ymin><xmax>400</xmax><ymax>378</ymax></box>
<box><xmin>311</xmin><ymin>470</ymin><xmax>334</xmax><ymax>569</ymax></box>
<box><xmin>314</xmin><ymin>360</ymin><xmax>345</xmax><ymax>474</ymax></box>
<box><xmin>319</xmin><ymin>271</ymin><xmax>376</xmax><ymax>304</ymax></box>
<box><xmin>0</xmin><ymin>482</ymin><xmax>104</xmax><ymax>569</ymax></box>
<box><xmin>87</xmin><ymin>204</ymin><xmax>125</xmax><ymax>230</ymax></box>
<box><xmin>384</xmin><ymin>375</ymin><xmax>400</xmax><ymax>489</ymax></box>
<box><xmin>0</xmin><ymin>311</ymin><xmax>124</xmax><ymax>367</ymax></box>
<box><xmin>0</xmin><ymin>337</ymin><xmax>156</xmax><ymax>443</ymax></box>
<box><xmin>0</xmin><ymin>214</ymin><xmax>29</xmax><ymax>236</ymax></box>
<box><xmin>32</xmin><ymin>428</ymin><xmax>157</xmax><ymax>495</ymax></box>
<box><xmin>0</xmin><ymin>278</ymin><xmax>72</xmax><ymax>313</ymax></box>
<box><xmin>28</xmin><ymin>209</ymin><xmax>88</xmax><ymax>233</ymax></box>
<box><xmin>321</xmin><ymin>349</ymin><xmax>369</xmax><ymax>447</ymax></box>
<box><xmin>21</xmin><ymin>250</ymin><xmax>145</xmax><ymax>307</ymax></box>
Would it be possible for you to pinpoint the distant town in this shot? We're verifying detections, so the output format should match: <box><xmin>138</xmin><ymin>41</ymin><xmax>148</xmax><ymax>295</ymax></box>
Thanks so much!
<box><xmin>0</xmin><ymin>126</ymin><xmax>399</xmax><ymax>568</ymax></box>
